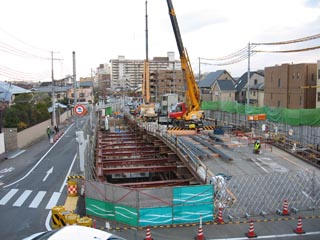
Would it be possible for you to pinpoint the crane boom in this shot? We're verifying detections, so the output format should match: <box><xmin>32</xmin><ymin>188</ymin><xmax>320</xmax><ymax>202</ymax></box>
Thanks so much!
<box><xmin>166</xmin><ymin>0</ymin><xmax>201</xmax><ymax>114</ymax></box>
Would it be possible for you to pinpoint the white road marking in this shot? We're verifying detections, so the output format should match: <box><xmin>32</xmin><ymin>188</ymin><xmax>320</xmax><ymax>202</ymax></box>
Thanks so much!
<box><xmin>13</xmin><ymin>190</ymin><xmax>32</xmax><ymax>207</ymax></box>
<box><xmin>251</xmin><ymin>158</ymin><xmax>269</xmax><ymax>173</ymax></box>
<box><xmin>29</xmin><ymin>191</ymin><xmax>46</xmax><ymax>208</ymax></box>
<box><xmin>9</xmin><ymin>150</ymin><xmax>26</xmax><ymax>159</ymax></box>
<box><xmin>42</xmin><ymin>167</ymin><xmax>54</xmax><ymax>182</ymax></box>
<box><xmin>45</xmin><ymin>192</ymin><xmax>61</xmax><ymax>210</ymax></box>
<box><xmin>0</xmin><ymin>188</ymin><xmax>19</xmax><ymax>205</ymax></box>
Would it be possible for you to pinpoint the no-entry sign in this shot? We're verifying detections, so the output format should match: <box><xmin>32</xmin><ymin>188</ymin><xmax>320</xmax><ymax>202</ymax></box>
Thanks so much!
<box><xmin>74</xmin><ymin>104</ymin><xmax>86</xmax><ymax>116</ymax></box>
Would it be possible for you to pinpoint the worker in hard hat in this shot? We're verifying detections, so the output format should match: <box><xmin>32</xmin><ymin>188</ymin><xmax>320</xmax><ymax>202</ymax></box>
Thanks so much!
<box><xmin>253</xmin><ymin>139</ymin><xmax>261</xmax><ymax>154</ymax></box>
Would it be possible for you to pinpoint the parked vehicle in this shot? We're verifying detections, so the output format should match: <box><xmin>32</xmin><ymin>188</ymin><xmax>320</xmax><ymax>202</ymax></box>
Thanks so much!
<box><xmin>22</xmin><ymin>225</ymin><xmax>126</xmax><ymax>240</ymax></box>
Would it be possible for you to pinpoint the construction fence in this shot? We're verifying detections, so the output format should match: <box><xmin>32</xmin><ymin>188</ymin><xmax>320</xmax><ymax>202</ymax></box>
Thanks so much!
<box><xmin>85</xmin><ymin>181</ymin><xmax>214</xmax><ymax>227</ymax></box>
<box><xmin>204</xmin><ymin>109</ymin><xmax>320</xmax><ymax>148</ymax></box>
<box><xmin>82</xmin><ymin>107</ymin><xmax>320</xmax><ymax>227</ymax></box>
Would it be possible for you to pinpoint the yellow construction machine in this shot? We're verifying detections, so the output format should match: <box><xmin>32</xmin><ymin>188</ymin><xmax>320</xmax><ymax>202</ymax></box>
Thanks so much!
<box><xmin>166</xmin><ymin>0</ymin><xmax>204</xmax><ymax>129</ymax></box>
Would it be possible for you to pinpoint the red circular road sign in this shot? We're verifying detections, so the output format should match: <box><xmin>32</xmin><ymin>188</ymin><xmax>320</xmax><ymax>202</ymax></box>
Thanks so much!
<box><xmin>74</xmin><ymin>104</ymin><xmax>86</xmax><ymax>116</ymax></box>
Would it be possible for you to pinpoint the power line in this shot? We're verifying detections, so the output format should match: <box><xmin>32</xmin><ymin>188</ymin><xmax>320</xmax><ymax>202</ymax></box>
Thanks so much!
<box><xmin>0</xmin><ymin>41</ymin><xmax>50</xmax><ymax>60</ymax></box>
<box><xmin>253</xmin><ymin>45</ymin><xmax>320</xmax><ymax>53</ymax></box>
<box><xmin>0</xmin><ymin>26</ymin><xmax>51</xmax><ymax>53</ymax></box>
<box><xmin>252</xmin><ymin>33</ymin><xmax>320</xmax><ymax>46</ymax></box>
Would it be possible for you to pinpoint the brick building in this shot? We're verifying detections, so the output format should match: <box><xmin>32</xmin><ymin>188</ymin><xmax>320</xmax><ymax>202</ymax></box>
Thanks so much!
<box><xmin>264</xmin><ymin>63</ymin><xmax>317</xmax><ymax>109</ymax></box>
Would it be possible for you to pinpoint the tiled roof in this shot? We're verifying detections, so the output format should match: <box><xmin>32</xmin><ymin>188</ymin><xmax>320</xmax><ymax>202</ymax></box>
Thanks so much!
<box><xmin>217</xmin><ymin>80</ymin><xmax>236</xmax><ymax>91</ymax></box>
<box><xmin>198</xmin><ymin>70</ymin><xmax>226</xmax><ymax>88</ymax></box>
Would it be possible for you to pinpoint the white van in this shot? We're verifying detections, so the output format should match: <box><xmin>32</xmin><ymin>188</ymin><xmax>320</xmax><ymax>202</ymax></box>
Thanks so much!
<box><xmin>22</xmin><ymin>225</ymin><xmax>126</xmax><ymax>240</ymax></box>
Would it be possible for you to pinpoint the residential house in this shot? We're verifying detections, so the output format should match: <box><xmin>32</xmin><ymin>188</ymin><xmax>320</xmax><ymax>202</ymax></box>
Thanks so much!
<box><xmin>197</xmin><ymin>70</ymin><xmax>235</xmax><ymax>101</ymax></box>
<box><xmin>32</xmin><ymin>85</ymin><xmax>71</xmax><ymax>102</ymax></box>
<box><xmin>234</xmin><ymin>71</ymin><xmax>264</xmax><ymax>106</ymax></box>
<box><xmin>264</xmin><ymin>63</ymin><xmax>317</xmax><ymax>109</ymax></box>
<box><xmin>0</xmin><ymin>81</ymin><xmax>31</xmax><ymax>105</ymax></box>
<box><xmin>68</xmin><ymin>81</ymin><xmax>94</xmax><ymax>104</ymax></box>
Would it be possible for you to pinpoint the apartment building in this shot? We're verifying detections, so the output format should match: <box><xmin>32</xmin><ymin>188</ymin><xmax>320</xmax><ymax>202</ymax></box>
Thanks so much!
<box><xmin>264</xmin><ymin>63</ymin><xmax>317</xmax><ymax>109</ymax></box>
<box><xmin>109</xmin><ymin>52</ymin><xmax>181</xmax><ymax>92</ymax></box>
<box><xmin>150</xmin><ymin>69</ymin><xmax>184</xmax><ymax>102</ymax></box>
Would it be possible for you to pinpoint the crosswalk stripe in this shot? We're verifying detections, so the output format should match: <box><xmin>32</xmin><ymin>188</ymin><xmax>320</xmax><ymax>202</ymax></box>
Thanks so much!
<box><xmin>13</xmin><ymin>190</ymin><xmax>32</xmax><ymax>207</ymax></box>
<box><xmin>45</xmin><ymin>192</ymin><xmax>61</xmax><ymax>209</ymax></box>
<box><xmin>0</xmin><ymin>189</ymin><xmax>19</xmax><ymax>205</ymax></box>
<box><xmin>29</xmin><ymin>191</ymin><xmax>46</xmax><ymax>208</ymax></box>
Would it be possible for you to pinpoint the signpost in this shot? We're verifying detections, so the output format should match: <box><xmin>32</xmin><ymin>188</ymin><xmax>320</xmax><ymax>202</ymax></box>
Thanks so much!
<box><xmin>74</xmin><ymin>104</ymin><xmax>86</xmax><ymax>116</ymax></box>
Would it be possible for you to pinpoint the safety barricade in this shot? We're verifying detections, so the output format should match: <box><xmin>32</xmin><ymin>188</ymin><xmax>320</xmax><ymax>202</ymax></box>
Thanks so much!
<box><xmin>65</xmin><ymin>213</ymin><xmax>80</xmax><ymax>225</ymax></box>
<box><xmin>77</xmin><ymin>216</ymin><xmax>93</xmax><ymax>227</ymax></box>
<box><xmin>67</xmin><ymin>180</ymin><xmax>78</xmax><ymax>197</ymax></box>
<box><xmin>51</xmin><ymin>206</ymin><xmax>69</xmax><ymax>229</ymax></box>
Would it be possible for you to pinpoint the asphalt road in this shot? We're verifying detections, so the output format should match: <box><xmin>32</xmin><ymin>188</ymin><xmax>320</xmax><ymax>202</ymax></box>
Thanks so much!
<box><xmin>0</xmin><ymin>122</ymin><xmax>81</xmax><ymax>240</ymax></box>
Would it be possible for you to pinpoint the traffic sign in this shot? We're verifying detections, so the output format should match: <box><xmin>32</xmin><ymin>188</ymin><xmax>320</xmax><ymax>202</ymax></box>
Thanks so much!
<box><xmin>74</xmin><ymin>104</ymin><xmax>86</xmax><ymax>116</ymax></box>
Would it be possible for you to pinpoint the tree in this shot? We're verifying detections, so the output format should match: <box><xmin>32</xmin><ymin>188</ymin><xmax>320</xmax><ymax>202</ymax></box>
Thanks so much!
<box><xmin>3</xmin><ymin>93</ymin><xmax>51</xmax><ymax>131</ymax></box>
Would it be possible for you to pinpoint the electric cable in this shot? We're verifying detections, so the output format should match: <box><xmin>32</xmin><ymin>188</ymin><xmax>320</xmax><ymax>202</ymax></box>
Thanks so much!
<box><xmin>252</xmin><ymin>33</ymin><xmax>320</xmax><ymax>46</ymax></box>
<box><xmin>253</xmin><ymin>45</ymin><xmax>320</xmax><ymax>53</ymax></box>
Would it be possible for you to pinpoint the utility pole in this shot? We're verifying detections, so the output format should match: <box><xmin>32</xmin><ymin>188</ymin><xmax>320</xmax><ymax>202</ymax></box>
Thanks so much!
<box><xmin>247</xmin><ymin>42</ymin><xmax>251</xmax><ymax>105</ymax></box>
<box><xmin>51</xmin><ymin>51</ymin><xmax>56</xmax><ymax>127</ymax></box>
<box><xmin>198</xmin><ymin>57</ymin><xmax>201</xmax><ymax>82</ymax></box>
<box><xmin>72</xmin><ymin>51</ymin><xmax>78</xmax><ymax>129</ymax></box>
<box><xmin>73</xmin><ymin>51</ymin><xmax>77</xmax><ymax>105</ymax></box>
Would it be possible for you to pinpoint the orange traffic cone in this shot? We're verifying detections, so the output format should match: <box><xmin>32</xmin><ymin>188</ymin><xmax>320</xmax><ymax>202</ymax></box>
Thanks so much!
<box><xmin>245</xmin><ymin>220</ymin><xmax>257</xmax><ymax>238</ymax></box>
<box><xmin>144</xmin><ymin>226</ymin><xmax>153</xmax><ymax>240</ymax></box>
<box><xmin>281</xmin><ymin>199</ymin><xmax>290</xmax><ymax>216</ymax></box>
<box><xmin>215</xmin><ymin>207</ymin><xmax>224</xmax><ymax>224</ymax></box>
<box><xmin>294</xmin><ymin>216</ymin><xmax>305</xmax><ymax>234</ymax></box>
<box><xmin>194</xmin><ymin>215</ymin><xmax>205</xmax><ymax>240</ymax></box>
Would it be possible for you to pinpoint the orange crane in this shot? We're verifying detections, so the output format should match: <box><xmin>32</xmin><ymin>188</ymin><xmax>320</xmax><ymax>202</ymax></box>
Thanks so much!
<box><xmin>166</xmin><ymin>0</ymin><xmax>204</xmax><ymax>129</ymax></box>
<box><xmin>139</xmin><ymin>0</ymin><xmax>157</xmax><ymax>122</ymax></box>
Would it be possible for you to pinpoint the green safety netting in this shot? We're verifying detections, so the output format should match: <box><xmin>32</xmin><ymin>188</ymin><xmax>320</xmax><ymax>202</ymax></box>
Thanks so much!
<box><xmin>201</xmin><ymin>101</ymin><xmax>320</xmax><ymax>126</ymax></box>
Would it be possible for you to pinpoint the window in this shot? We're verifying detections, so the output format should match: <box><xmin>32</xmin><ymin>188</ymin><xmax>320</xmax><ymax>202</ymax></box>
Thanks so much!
<box><xmin>278</xmin><ymin>78</ymin><xmax>281</xmax><ymax>88</ymax></box>
<box><xmin>318</xmin><ymin>92</ymin><xmax>320</xmax><ymax>102</ymax></box>
<box><xmin>297</xmin><ymin>72</ymin><xmax>300</xmax><ymax>79</ymax></box>
<box><xmin>292</xmin><ymin>73</ymin><xmax>295</xmax><ymax>79</ymax></box>
<box><xmin>311</xmin><ymin>73</ymin><xmax>314</xmax><ymax>82</ymax></box>
<box><xmin>277</xmin><ymin>101</ymin><xmax>280</xmax><ymax>107</ymax></box>
<box><xmin>253</xmin><ymin>91</ymin><xmax>256</xmax><ymax>96</ymax></box>
<box><xmin>288</xmin><ymin>96</ymin><xmax>290</xmax><ymax>104</ymax></box>
<box><xmin>254</xmin><ymin>79</ymin><xmax>258</xmax><ymax>85</ymax></box>
<box><xmin>271</xmin><ymin>93</ymin><xmax>273</xmax><ymax>100</ymax></box>
<box><xmin>300</xmin><ymin>96</ymin><xmax>302</xmax><ymax>106</ymax></box>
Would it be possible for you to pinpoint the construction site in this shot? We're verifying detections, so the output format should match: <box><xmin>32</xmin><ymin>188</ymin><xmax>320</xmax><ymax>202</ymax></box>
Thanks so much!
<box><xmin>79</xmin><ymin>0</ymin><xmax>320</xmax><ymax>237</ymax></box>
<box><xmin>80</xmin><ymin>108</ymin><xmax>320</xmax><ymax>228</ymax></box>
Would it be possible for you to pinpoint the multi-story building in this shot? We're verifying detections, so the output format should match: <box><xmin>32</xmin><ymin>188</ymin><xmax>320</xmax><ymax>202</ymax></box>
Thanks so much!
<box><xmin>264</xmin><ymin>63</ymin><xmax>317</xmax><ymax>109</ymax></box>
<box><xmin>109</xmin><ymin>52</ymin><xmax>181</xmax><ymax>92</ymax></box>
<box><xmin>95</xmin><ymin>64</ymin><xmax>111</xmax><ymax>101</ymax></box>
<box><xmin>150</xmin><ymin>69</ymin><xmax>184</xmax><ymax>102</ymax></box>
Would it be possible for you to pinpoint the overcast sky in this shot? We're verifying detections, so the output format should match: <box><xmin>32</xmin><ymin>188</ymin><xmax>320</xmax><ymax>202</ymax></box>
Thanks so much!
<box><xmin>0</xmin><ymin>0</ymin><xmax>319</xmax><ymax>82</ymax></box>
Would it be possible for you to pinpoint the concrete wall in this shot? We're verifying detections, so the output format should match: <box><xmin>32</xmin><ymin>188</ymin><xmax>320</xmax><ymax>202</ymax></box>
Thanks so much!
<box><xmin>14</xmin><ymin>110</ymin><xmax>71</xmax><ymax>149</ymax></box>
<box><xmin>0</xmin><ymin>109</ymin><xmax>74</xmax><ymax>154</ymax></box>
<box><xmin>17</xmin><ymin>119</ymin><xmax>51</xmax><ymax>148</ymax></box>
<box><xmin>0</xmin><ymin>133</ymin><xmax>5</xmax><ymax>154</ymax></box>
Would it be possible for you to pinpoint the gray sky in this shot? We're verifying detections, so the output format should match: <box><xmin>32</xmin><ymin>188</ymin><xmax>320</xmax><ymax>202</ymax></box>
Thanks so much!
<box><xmin>0</xmin><ymin>0</ymin><xmax>319</xmax><ymax>82</ymax></box>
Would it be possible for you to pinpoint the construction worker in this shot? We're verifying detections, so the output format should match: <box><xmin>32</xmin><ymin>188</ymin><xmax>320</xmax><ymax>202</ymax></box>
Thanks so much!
<box><xmin>254</xmin><ymin>140</ymin><xmax>261</xmax><ymax>154</ymax></box>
